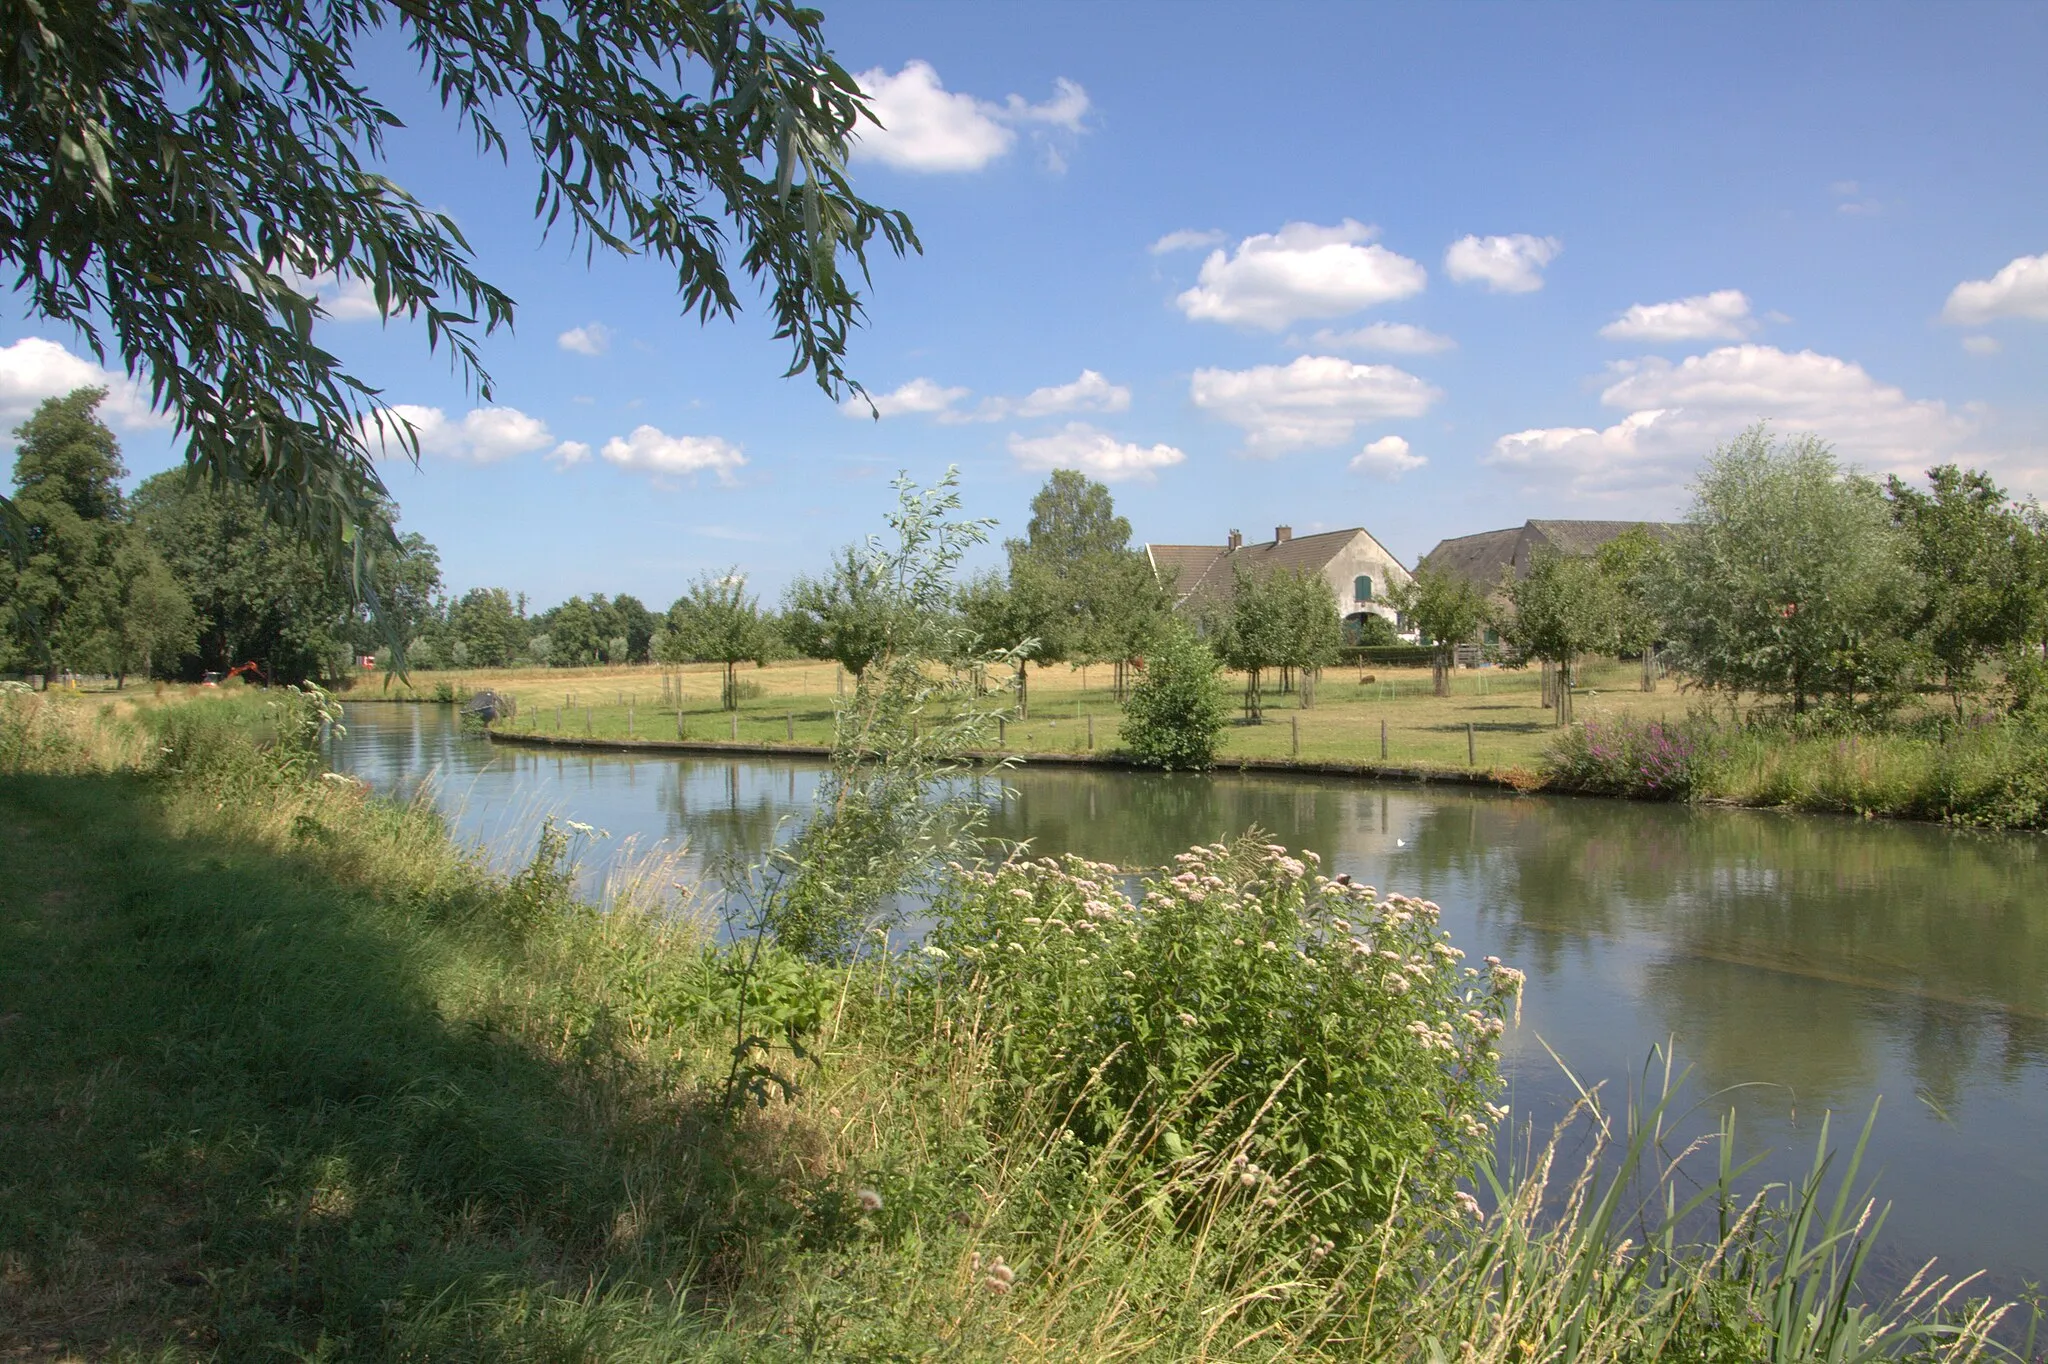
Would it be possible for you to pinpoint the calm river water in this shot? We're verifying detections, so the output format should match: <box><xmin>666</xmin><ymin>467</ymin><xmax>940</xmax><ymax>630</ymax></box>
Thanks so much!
<box><xmin>332</xmin><ymin>703</ymin><xmax>2048</xmax><ymax>1293</ymax></box>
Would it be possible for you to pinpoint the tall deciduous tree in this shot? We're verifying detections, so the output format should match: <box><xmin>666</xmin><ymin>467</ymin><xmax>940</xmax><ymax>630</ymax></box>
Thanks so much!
<box><xmin>1390</xmin><ymin>563</ymin><xmax>1489</xmax><ymax>697</ymax></box>
<box><xmin>1657</xmin><ymin>426</ymin><xmax>1916</xmax><ymax>715</ymax></box>
<box><xmin>0</xmin><ymin>0</ymin><xmax>916</xmax><ymax>620</ymax></box>
<box><xmin>1003</xmin><ymin>470</ymin><xmax>1174</xmax><ymax>700</ymax></box>
<box><xmin>105</xmin><ymin>538</ymin><xmax>197</xmax><ymax>686</ymax></box>
<box><xmin>664</xmin><ymin>571</ymin><xmax>769</xmax><ymax>710</ymax></box>
<box><xmin>133</xmin><ymin>470</ymin><xmax>355</xmax><ymax>682</ymax></box>
<box><xmin>1</xmin><ymin>389</ymin><xmax>128</xmax><ymax>681</ymax></box>
<box><xmin>446</xmin><ymin>588</ymin><xmax>527</xmax><ymax>668</ymax></box>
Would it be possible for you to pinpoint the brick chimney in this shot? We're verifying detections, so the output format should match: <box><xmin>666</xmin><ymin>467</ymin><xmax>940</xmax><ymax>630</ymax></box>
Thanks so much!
<box><xmin>1227</xmin><ymin>529</ymin><xmax>1242</xmax><ymax>550</ymax></box>
<box><xmin>1274</xmin><ymin>525</ymin><xmax>1292</xmax><ymax>543</ymax></box>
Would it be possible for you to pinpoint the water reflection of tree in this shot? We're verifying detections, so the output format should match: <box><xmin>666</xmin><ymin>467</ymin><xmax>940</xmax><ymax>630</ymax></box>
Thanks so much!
<box><xmin>1385</xmin><ymin>791</ymin><xmax>2048</xmax><ymax>1107</ymax></box>
<box><xmin>982</xmin><ymin>768</ymin><xmax>1349</xmax><ymax>869</ymax></box>
<box><xmin>655</xmin><ymin>759</ymin><xmax>815</xmax><ymax>873</ymax></box>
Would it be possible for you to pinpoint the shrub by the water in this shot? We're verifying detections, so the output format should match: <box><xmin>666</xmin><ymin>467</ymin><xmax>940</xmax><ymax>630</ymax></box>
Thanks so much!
<box><xmin>1117</xmin><ymin>620</ymin><xmax>1229</xmax><ymax>769</ymax></box>
<box><xmin>1543</xmin><ymin>712</ymin><xmax>1707</xmax><ymax>799</ymax></box>
<box><xmin>925</xmin><ymin>837</ymin><xmax>1520</xmax><ymax>1238</ymax></box>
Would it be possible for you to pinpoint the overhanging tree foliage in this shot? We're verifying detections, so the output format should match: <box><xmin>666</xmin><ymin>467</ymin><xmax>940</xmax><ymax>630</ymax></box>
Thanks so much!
<box><xmin>0</xmin><ymin>0</ymin><xmax>917</xmax><ymax>623</ymax></box>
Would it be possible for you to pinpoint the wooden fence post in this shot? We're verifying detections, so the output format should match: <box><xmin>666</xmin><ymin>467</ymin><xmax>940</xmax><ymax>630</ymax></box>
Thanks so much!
<box><xmin>1087</xmin><ymin>713</ymin><xmax>1094</xmax><ymax>749</ymax></box>
<box><xmin>627</xmin><ymin>699</ymin><xmax>634</xmax><ymax>738</ymax></box>
<box><xmin>786</xmin><ymin>712</ymin><xmax>794</xmax><ymax>741</ymax></box>
<box><xmin>730</xmin><ymin>711</ymin><xmax>738</xmax><ymax>742</ymax></box>
<box><xmin>1291</xmin><ymin>713</ymin><xmax>1300</xmax><ymax>757</ymax></box>
<box><xmin>1467</xmin><ymin>723</ymin><xmax>1475</xmax><ymax>766</ymax></box>
<box><xmin>1380</xmin><ymin>719</ymin><xmax>1388</xmax><ymax>761</ymax></box>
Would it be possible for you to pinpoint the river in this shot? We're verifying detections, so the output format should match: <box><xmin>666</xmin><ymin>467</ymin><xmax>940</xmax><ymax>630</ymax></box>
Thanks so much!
<box><xmin>331</xmin><ymin>702</ymin><xmax>2048</xmax><ymax>1294</ymax></box>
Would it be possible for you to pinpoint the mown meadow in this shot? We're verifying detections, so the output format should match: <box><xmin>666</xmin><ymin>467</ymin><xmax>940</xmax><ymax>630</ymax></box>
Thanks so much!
<box><xmin>2</xmin><ymin>684</ymin><xmax>2032</xmax><ymax>1362</ymax></box>
<box><xmin>342</xmin><ymin>653</ymin><xmax>2048</xmax><ymax>830</ymax></box>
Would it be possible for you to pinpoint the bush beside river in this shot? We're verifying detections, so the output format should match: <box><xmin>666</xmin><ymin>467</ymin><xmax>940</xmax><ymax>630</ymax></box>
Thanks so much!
<box><xmin>0</xmin><ymin>689</ymin><xmax>2028</xmax><ymax>1360</ymax></box>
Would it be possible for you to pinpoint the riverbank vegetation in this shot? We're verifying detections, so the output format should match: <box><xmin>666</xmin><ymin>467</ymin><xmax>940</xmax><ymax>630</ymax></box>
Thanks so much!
<box><xmin>6</xmin><ymin>476</ymin><xmax>2037</xmax><ymax>1359</ymax></box>
<box><xmin>19</xmin><ymin>681</ymin><xmax>2048</xmax><ymax>1364</ymax></box>
<box><xmin>5</xmin><ymin>685</ymin><xmax>2032</xmax><ymax>1359</ymax></box>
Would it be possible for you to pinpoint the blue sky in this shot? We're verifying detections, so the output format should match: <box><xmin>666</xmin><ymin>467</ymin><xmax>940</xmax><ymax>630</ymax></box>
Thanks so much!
<box><xmin>5</xmin><ymin>1</ymin><xmax>2046</xmax><ymax>608</ymax></box>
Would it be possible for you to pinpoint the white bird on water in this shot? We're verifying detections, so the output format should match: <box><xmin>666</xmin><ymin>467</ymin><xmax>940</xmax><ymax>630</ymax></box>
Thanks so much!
<box><xmin>1396</xmin><ymin>838</ymin><xmax>1407</xmax><ymax>848</ymax></box>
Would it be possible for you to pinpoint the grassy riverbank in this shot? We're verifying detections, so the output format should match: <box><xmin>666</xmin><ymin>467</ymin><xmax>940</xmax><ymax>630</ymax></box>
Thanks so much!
<box><xmin>1</xmin><ymin>689</ymin><xmax>2027</xmax><ymax>1361</ymax></box>
<box><xmin>347</xmin><ymin>656</ymin><xmax>1675</xmax><ymax>774</ymax></box>
<box><xmin>345</xmin><ymin>659</ymin><xmax>2048</xmax><ymax>828</ymax></box>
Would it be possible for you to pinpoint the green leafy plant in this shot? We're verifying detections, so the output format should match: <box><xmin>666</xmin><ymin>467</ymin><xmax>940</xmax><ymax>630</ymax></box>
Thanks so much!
<box><xmin>925</xmin><ymin>836</ymin><xmax>1521</xmax><ymax>1240</ymax></box>
<box><xmin>1117</xmin><ymin>618</ymin><xmax>1229</xmax><ymax>770</ymax></box>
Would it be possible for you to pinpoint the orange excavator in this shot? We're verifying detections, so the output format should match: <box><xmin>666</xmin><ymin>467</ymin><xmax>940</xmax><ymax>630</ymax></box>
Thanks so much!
<box><xmin>200</xmin><ymin>662</ymin><xmax>268</xmax><ymax>687</ymax></box>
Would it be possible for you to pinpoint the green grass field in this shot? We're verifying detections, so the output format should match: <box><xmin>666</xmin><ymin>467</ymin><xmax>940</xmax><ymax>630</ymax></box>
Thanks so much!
<box><xmin>350</xmin><ymin>656</ymin><xmax>1682</xmax><ymax>774</ymax></box>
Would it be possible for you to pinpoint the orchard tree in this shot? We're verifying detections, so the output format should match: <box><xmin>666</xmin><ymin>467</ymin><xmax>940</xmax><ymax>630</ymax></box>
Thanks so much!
<box><xmin>1886</xmin><ymin>465</ymin><xmax>2042</xmax><ymax>712</ymax></box>
<box><xmin>1087</xmin><ymin>549</ymin><xmax>1176</xmax><ymax>700</ymax></box>
<box><xmin>783</xmin><ymin>546</ymin><xmax>898</xmax><ymax>680</ymax></box>
<box><xmin>1391</xmin><ymin>563</ymin><xmax>1489</xmax><ymax>697</ymax></box>
<box><xmin>1274</xmin><ymin>567</ymin><xmax>1343</xmax><ymax>707</ymax></box>
<box><xmin>958</xmin><ymin>565</ymin><xmax>1061</xmax><ymax>719</ymax></box>
<box><xmin>1210</xmin><ymin>565</ymin><xmax>1292</xmax><ymax>721</ymax></box>
<box><xmin>1499</xmin><ymin>550</ymin><xmax>1615</xmax><ymax>726</ymax></box>
<box><xmin>1657</xmin><ymin>426</ymin><xmax>1916</xmax><ymax>715</ymax></box>
<box><xmin>0</xmin><ymin>0</ymin><xmax>918</xmax><ymax>629</ymax></box>
<box><xmin>1004</xmin><ymin>470</ymin><xmax>1136</xmax><ymax>704</ymax></box>
<box><xmin>664</xmin><ymin>570</ymin><xmax>769</xmax><ymax>710</ymax></box>
<box><xmin>1596</xmin><ymin>526</ymin><xmax>1667</xmax><ymax>692</ymax></box>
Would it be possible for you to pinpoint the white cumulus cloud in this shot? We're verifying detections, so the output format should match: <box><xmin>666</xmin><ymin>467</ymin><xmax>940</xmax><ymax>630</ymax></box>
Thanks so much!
<box><xmin>1600</xmin><ymin>289</ymin><xmax>1755</xmax><ymax>342</ymax></box>
<box><xmin>365</xmin><ymin>404</ymin><xmax>557</xmax><ymax>463</ymax></box>
<box><xmin>968</xmin><ymin>369</ymin><xmax>1130</xmax><ymax>422</ymax></box>
<box><xmin>1007</xmin><ymin>423</ymin><xmax>1184</xmax><ymax>482</ymax></box>
<box><xmin>1350</xmin><ymin>434</ymin><xmax>1426</xmax><ymax>479</ymax></box>
<box><xmin>1483</xmin><ymin>344</ymin><xmax>1972</xmax><ymax>504</ymax></box>
<box><xmin>600</xmin><ymin>425</ymin><xmax>745</xmax><ymax>481</ymax></box>
<box><xmin>1307</xmin><ymin>322</ymin><xmax>1457</xmax><ymax>355</ymax></box>
<box><xmin>1190</xmin><ymin>355</ymin><xmax>1441</xmax><ymax>456</ymax></box>
<box><xmin>1962</xmin><ymin>335</ymin><xmax>2002</xmax><ymax>356</ymax></box>
<box><xmin>0</xmin><ymin>336</ymin><xmax>169</xmax><ymax>432</ymax></box>
<box><xmin>1149</xmin><ymin>228</ymin><xmax>1226</xmax><ymax>255</ymax></box>
<box><xmin>1175</xmin><ymin>220</ymin><xmax>1427</xmax><ymax>330</ymax></box>
<box><xmin>557</xmin><ymin>323</ymin><xmax>611</xmax><ymax>356</ymax></box>
<box><xmin>1941</xmin><ymin>251</ymin><xmax>2048</xmax><ymax>325</ymax></box>
<box><xmin>278</xmin><ymin>266</ymin><xmax>383</xmax><ymax>322</ymax></box>
<box><xmin>844</xmin><ymin>377</ymin><xmax>971</xmax><ymax>419</ymax></box>
<box><xmin>1444</xmin><ymin>234</ymin><xmax>1562</xmax><ymax>294</ymax></box>
<box><xmin>549</xmin><ymin>440</ymin><xmax>591</xmax><ymax>468</ymax></box>
<box><xmin>852</xmin><ymin>61</ymin><xmax>1088</xmax><ymax>173</ymax></box>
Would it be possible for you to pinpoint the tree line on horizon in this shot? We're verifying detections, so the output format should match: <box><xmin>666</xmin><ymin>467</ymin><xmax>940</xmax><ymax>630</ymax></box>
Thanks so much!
<box><xmin>1399</xmin><ymin>425</ymin><xmax>2048</xmax><ymax>724</ymax></box>
<box><xmin>12</xmin><ymin>390</ymin><xmax>2047</xmax><ymax>737</ymax></box>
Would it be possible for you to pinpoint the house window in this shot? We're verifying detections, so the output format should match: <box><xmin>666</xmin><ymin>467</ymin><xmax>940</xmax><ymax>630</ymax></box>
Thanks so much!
<box><xmin>1353</xmin><ymin>574</ymin><xmax>1373</xmax><ymax>603</ymax></box>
